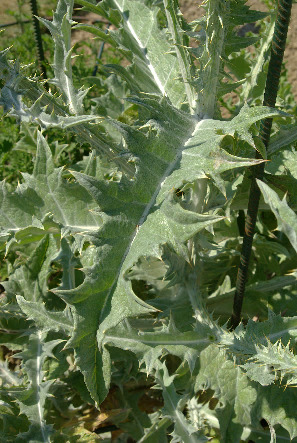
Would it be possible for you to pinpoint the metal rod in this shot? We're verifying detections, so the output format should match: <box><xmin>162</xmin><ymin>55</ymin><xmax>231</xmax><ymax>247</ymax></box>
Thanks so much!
<box><xmin>29</xmin><ymin>0</ymin><xmax>47</xmax><ymax>86</ymax></box>
<box><xmin>229</xmin><ymin>0</ymin><xmax>293</xmax><ymax>330</ymax></box>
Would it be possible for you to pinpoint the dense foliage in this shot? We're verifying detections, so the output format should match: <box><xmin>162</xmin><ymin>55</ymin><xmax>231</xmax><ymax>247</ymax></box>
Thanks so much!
<box><xmin>1</xmin><ymin>0</ymin><xmax>297</xmax><ymax>441</ymax></box>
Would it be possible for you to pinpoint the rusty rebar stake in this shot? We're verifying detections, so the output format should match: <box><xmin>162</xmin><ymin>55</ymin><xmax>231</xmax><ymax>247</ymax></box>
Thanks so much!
<box><xmin>29</xmin><ymin>0</ymin><xmax>48</xmax><ymax>86</ymax></box>
<box><xmin>229</xmin><ymin>0</ymin><xmax>293</xmax><ymax>330</ymax></box>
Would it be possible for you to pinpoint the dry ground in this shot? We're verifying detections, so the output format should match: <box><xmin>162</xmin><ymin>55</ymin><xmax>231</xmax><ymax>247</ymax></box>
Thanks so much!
<box><xmin>0</xmin><ymin>0</ymin><xmax>19</xmax><ymax>23</ymax></box>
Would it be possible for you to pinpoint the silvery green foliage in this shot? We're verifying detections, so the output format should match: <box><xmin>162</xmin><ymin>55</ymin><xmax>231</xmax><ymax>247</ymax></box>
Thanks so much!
<box><xmin>1</xmin><ymin>0</ymin><xmax>297</xmax><ymax>441</ymax></box>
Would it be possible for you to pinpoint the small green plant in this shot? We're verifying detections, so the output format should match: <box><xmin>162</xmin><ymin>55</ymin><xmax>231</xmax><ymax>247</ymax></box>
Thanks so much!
<box><xmin>1</xmin><ymin>0</ymin><xmax>297</xmax><ymax>441</ymax></box>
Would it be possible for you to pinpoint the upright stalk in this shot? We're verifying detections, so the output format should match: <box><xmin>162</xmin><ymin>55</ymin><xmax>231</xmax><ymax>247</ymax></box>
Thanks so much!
<box><xmin>229</xmin><ymin>0</ymin><xmax>293</xmax><ymax>330</ymax></box>
<box><xmin>92</xmin><ymin>23</ymin><xmax>110</xmax><ymax>77</ymax></box>
<box><xmin>29</xmin><ymin>0</ymin><xmax>47</xmax><ymax>85</ymax></box>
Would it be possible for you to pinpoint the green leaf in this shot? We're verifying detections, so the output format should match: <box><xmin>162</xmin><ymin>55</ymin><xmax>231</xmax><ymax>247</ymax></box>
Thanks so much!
<box><xmin>75</xmin><ymin>0</ymin><xmax>188</xmax><ymax>109</ymax></box>
<box><xmin>3</xmin><ymin>235</ymin><xmax>57</xmax><ymax>304</ymax></box>
<box><xmin>228</xmin><ymin>312</ymin><xmax>297</xmax><ymax>356</ymax></box>
<box><xmin>139</xmin><ymin>415</ymin><xmax>171</xmax><ymax>443</ymax></box>
<box><xmin>0</xmin><ymin>132</ymin><xmax>102</xmax><ymax>244</ymax></box>
<box><xmin>13</xmin><ymin>124</ymin><xmax>38</xmax><ymax>155</ymax></box>
<box><xmin>21</xmin><ymin>94</ymin><xmax>277</xmax><ymax>407</ymax></box>
<box><xmin>156</xmin><ymin>362</ymin><xmax>208</xmax><ymax>442</ymax></box>
<box><xmin>195</xmin><ymin>0</ymin><xmax>267</xmax><ymax>118</ymax></box>
<box><xmin>103</xmin><ymin>320</ymin><xmax>214</xmax><ymax>374</ymax></box>
<box><xmin>256</xmin><ymin>384</ymin><xmax>297</xmax><ymax>441</ymax></box>
<box><xmin>51</xmin><ymin>97</ymin><xmax>271</xmax><ymax>404</ymax></box>
<box><xmin>16</xmin><ymin>296</ymin><xmax>73</xmax><ymax>334</ymax></box>
<box><xmin>242</xmin><ymin>340</ymin><xmax>297</xmax><ymax>387</ymax></box>
<box><xmin>241</xmin><ymin>19</ymin><xmax>275</xmax><ymax>102</ymax></box>
<box><xmin>163</xmin><ymin>0</ymin><xmax>196</xmax><ymax>112</ymax></box>
<box><xmin>38</xmin><ymin>0</ymin><xmax>86</xmax><ymax>115</ymax></box>
<box><xmin>14</xmin><ymin>332</ymin><xmax>61</xmax><ymax>442</ymax></box>
<box><xmin>195</xmin><ymin>345</ymin><xmax>257</xmax><ymax>443</ymax></box>
<box><xmin>257</xmin><ymin>180</ymin><xmax>297</xmax><ymax>253</ymax></box>
<box><xmin>268</xmin><ymin>126</ymin><xmax>297</xmax><ymax>155</ymax></box>
<box><xmin>0</xmin><ymin>360</ymin><xmax>22</xmax><ymax>387</ymax></box>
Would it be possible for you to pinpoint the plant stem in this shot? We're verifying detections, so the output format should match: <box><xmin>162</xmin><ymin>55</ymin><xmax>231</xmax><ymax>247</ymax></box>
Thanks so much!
<box><xmin>29</xmin><ymin>0</ymin><xmax>48</xmax><ymax>87</ymax></box>
<box><xmin>92</xmin><ymin>23</ymin><xmax>110</xmax><ymax>76</ymax></box>
<box><xmin>229</xmin><ymin>0</ymin><xmax>293</xmax><ymax>330</ymax></box>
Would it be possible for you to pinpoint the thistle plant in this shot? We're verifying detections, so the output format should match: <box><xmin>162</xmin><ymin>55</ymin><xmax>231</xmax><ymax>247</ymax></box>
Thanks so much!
<box><xmin>1</xmin><ymin>0</ymin><xmax>297</xmax><ymax>441</ymax></box>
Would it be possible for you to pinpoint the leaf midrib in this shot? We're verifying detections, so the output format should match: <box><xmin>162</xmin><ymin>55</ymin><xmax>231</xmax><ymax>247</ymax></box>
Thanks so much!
<box><xmin>99</xmin><ymin>118</ymin><xmax>204</xmax><ymax>323</ymax></box>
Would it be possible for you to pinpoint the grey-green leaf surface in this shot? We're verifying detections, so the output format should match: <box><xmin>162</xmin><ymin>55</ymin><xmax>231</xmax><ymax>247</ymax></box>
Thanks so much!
<box><xmin>2</xmin><ymin>0</ymin><xmax>297</xmax><ymax>439</ymax></box>
<box><xmin>0</xmin><ymin>92</ymin><xmax>283</xmax><ymax>405</ymax></box>
<box><xmin>156</xmin><ymin>363</ymin><xmax>208</xmax><ymax>443</ymax></box>
<box><xmin>14</xmin><ymin>332</ymin><xmax>60</xmax><ymax>443</ymax></box>
<box><xmin>0</xmin><ymin>132</ymin><xmax>101</xmax><ymax>245</ymax></box>
<box><xmin>257</xmin><ymin>180</ymin><xmax>297</xmax><ymax>253</ymax></box>
<box><xmin>52</xmin><ymin>98</ymin><xmax>274</xmax><ymax>403</ymax></box>
<box><xmin>195</xmin><ymin>345</ymin><xmax>257</xmax><ymax>443</ymax></box>
<box><xmin>38</xmin><ymin>0</ymin><xmax>85</xmax><ymax>115</ymax></box>
<box><xmin>268</xmin><ymin>125</ymin><xmax>297</xmax><ymax>155</ymax></box>
<box><xmin>16</xmin><ymin>296</ymin><xmax>73</xmax><ymax>334</ymax></box>
<box><xmin>75</xmin><ymin>0</ymin><xmax>188</xmax><ymax>109</ymax></box>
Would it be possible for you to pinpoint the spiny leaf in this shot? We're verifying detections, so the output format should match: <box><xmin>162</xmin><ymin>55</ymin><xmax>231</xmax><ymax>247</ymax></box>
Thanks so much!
<box><xmin>241</xmin><ymin>19</ymin><xmax>275</xmax><ymax>103</ymax></box>
<box><xmin>38</xmin><ymin>0</ymin><xmax>85</xmax><ymax>115</ymax></box>
<box><xmin>255</xmin><ymin>384</ymin><xmax>297</xmax><ymax>440</ymax></box>
<box><xmin>156</xmin><ymin>362</ymin><xmax>208</xmax><ymax>443</ymax></box>
<box><xmin>0</xmin><ymin>360</ymin><xmax>22</xmax><ymax>387</ymax></box>
<box><xmin>163</xmin><ymin>0</ymin><xmax>196</xmax><ymax>112</ymax></box>
<box><xmin>195</xmin><ymin>345</ymin><xmax>257</xmax><ymax>442</ymax></box>
<box><xmin>0</xmin><ymin>132</ymin><xmax>102</xmax><ymax>245</ymax></box>
<box><xmin>3</xmin><ymin>235</ymin><xmax>57</xmax><ymax>304</ymax></box>
<box><xmin>103</xmin><ymin>320</ymin><xmax>215</xmax><ymax>374</ymax></box>
<box><xmin>257</xmin><ymin>179</ymin><xmax>297</xmax><ymax>253</ymax></box>
<box><xmin>75</xmin><ymin>0</ymin><xmax>188</xmax><ymax>109</ymax></box>
<box><xmin>242</xmin><ymin>340</ymin><xmax>297</xmax><ymax>387</ymax></box>
<box><xmin>14</xmin><ymin>332</ymin><xmax>61</xmax><ymax>442</ymax></box>
<box><xmin>0</xmin><ymin>51</ymin><xmax>133</xmax><ymax>174</ymax></box>
<box><xmin>53</xmin><ymin>96</ymin><xmax>271</xmax><ymax>403</ymax></box>
<box><xmin>195</xmin><ymin>0</ymin><xmax>267</xmax><ymax>118</ymax></box>
<box><xmin>268</xmin><ymin>125</ymin><xmax>297</xmax><ymax>155</ymax></box>
<box><xmin>16</xmin><ymin>296</ymin><xmax>73</xmax><ymax>334</ymax></box>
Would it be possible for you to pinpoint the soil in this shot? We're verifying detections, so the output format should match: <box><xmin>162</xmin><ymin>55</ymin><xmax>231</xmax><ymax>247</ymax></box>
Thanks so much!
<box><xmin>0</xmin><ymin>0</ymin><xmax>20</xmax><ymax>23</ymax></box>
<box><xmin>1</xmin><ymin>1</ymin><xmax>297</xmax><ymax>98</ymax></box>
<box><xmin>248</xmin><ymin>1</ymin><xmax>297</xmax><ymax>99</ymax></box>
